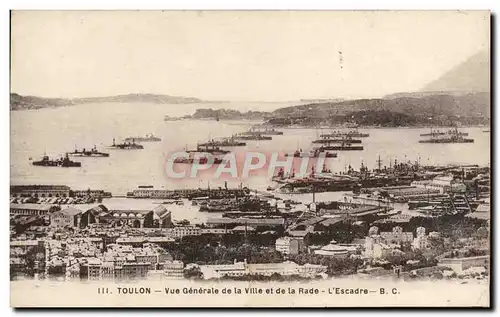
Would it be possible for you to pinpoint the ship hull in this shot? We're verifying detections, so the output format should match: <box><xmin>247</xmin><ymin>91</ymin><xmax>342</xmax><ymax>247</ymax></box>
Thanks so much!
<box><xmin>234</xmin><ymin>136</ymin><xmax>272</xmax><ymax>141</ymax></box>
<box><xmin>312</xmin><ymin>139</ymin><xmax>362</xmax><ymax>144</ymax></box>
<box><xmin>174</xmin><ymin>158</ymin><xmax>225</xmax><ymax>164</ymax></box>
<box><xmin>320</xmin><ymin>133</ymin><xmax>369</xmax><ymax>138</ymax></box>
<box><xmin>419</xmin><ymin>139</ymin><xmax>474</xmax><ymax>143</ymax></box>
<box><xmin>319</xmin><ymin>146</ymin><xmax>364</xmax><ymax>151</ymax></box>
<box><xmin>68</xmin><ymin>152</ymin><xmax>109</xmax><ymax>157</ymax></box>
<box><xmin>285</xmin><ymin>152</ymin><xmax>338</xmax><ymax>158</ymax></box>
<box><xmin>198</xmin><ymin>142</ymin><xmax>246</xmax><ymax>147</ymax></box>
<box><xmin>124</xmin><ymin>138</ymin><xmax>161</xmax><ymax>142</ymax></box>
<box><xmin>108</xmin><ymin>145</ymin><xmax>144</xmax><ymax>149</ymax></box>
<box><xmin>241</xmin><ymin>131</ymin><xmax>283</xmax><ymax>136</ymax></box>
<box><xmin>32</xmin><ymin>162</ymin><xmax>59</xmax><ymax>167</ymax></box>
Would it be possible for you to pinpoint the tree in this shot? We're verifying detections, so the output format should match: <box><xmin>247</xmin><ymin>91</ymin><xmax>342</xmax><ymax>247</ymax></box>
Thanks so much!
<box><xmin>183</xmin><ymin>266</ymin><xmax>204</xmax><ymax>280</ymax></box>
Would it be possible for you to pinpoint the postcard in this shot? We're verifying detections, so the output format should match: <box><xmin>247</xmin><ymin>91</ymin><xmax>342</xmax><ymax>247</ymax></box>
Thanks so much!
<box><xmin>10</xmin><ymin>10</ymin><xmax>490</xmax><ymax>308</ymax></box>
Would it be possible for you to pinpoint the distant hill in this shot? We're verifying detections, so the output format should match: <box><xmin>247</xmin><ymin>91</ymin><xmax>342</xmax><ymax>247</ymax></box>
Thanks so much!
<box><xmin>10</xmin><ymin>93</ymin><xmax>205</xmax><ymax>110</ymax></box>
<box><xmin>271</xmin><ymin>92</ymin><xmax>490</xmax><ymax>118</ymax></box>
<box><xmin>421</xmin><ymin>50</ymin><xmax>490</xmax><ymax>93</ymax></box>
<box><xmin>191</xmin><ymin>108</ymin><xmax>269</xmax><ymax>120</ymax></box>
<box><xmin>264</xmin><ymin>92</ymin><xmax>490</xmax><ymax>127</ymax></box>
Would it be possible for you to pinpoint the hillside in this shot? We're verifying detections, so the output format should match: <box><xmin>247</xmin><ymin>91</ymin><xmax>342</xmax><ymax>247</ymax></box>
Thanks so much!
<box><xmin>422</xmin><ymin>50</ymin><xmax>490</xmax><ymax>93</ymax></box>
<box><xmin>10</xmin><ymin>93</ymin><xmax>205</xmax><ymax>110</ymax></box>
<box><xmin>191</xmin><ymin>108</ymin><xmax>269</xmax><ymax>120</ymax></box>
<box><xmin>270</xmin><ymin>92</ymin><xmax>490</xmax><ymax>119</ymax></box>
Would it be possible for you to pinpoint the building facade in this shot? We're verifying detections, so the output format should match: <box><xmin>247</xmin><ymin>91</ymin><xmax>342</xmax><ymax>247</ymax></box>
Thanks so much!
<box><xmin>50</xmin><ymin>207</ymin><xmax>83</xmax><ymax>228</ymax></box>
<box><xmin>275</xmin><ymin>237</ymin><xmax>305</xmax><ymax>255</ymax></box>
<box><xmin>10</xmin><ymin>203</ymin><xmax>60</xmax><ymax>216</ymax></box>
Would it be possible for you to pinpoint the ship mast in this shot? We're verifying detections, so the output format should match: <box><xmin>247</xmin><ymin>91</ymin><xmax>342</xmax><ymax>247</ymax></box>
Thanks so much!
<box><xmin>377</xmin><ymin>155</ymin><xmax>382</xmax><ymax>172</ymax></box>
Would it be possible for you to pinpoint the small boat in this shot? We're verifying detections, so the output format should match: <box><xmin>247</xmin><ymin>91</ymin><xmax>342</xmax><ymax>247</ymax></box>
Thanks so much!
<box><xmin>108</xmin><ymin>138</ymin><xmax>144</xmax><ymax>149</ymax></box>
<box><xmin>68</xmin><ymin>145</ymin><xmax>109</xmax><ymax>157</ymax></box>
<box><xmin>124</xmin><ymin>133</ymin><xmax>161</xmax><ymax>142</ymax></box>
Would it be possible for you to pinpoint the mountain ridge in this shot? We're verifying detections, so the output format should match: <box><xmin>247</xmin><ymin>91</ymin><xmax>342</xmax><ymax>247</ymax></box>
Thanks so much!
<box><xmin>421</xmin><ymin>50</ymin><xmax>489</xmax><ymax>93</ymax></box>
<box><xmin>10</xmin><ymin>93</ymin><xmax>209</xmax><ymax>110</ymax></box>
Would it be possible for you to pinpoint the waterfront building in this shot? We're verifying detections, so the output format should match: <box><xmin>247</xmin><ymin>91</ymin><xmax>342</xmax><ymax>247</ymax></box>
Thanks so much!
<box><xmin>200</xmin><ymin>228</ymin><xmax>232</xmax><ymax>235</ymax></box>
<box><xmin>437</xmin><ymin>255</ymin><xmax>490</xmax><ymax>273</ymax></box>
<box><xmin>232</xmin><ymin>225</ymin><xmax>256</xmax><ymax>233</ymax></box>
<box><xmin>275</xmin><ymin>237</ymin><xmax>306</xmax><ymax>255</ymax></box>
<box><xmin>152</xmin><ymin>205</ymin><xmax>172</xmax><ymax>228</ymax></box>
<box><xmin>10</xmin><ymin>203</ymin><xmax>60</xmax><ymax>216</ymax></box>
<box><xmin>94</xmin><ymin>206</ymin><xmax>171</xmax><ymax>228</ymax></box>
<box><xmin>102</xmin><ymin>210</ymin><xmax>155</xmax><ymax>228</ymax></box>
<box><xmin>412</xmin><ymin>174</ymin><xmax>467</xmax><ymax>194</ymax></box>
<box><xmin>127</xmin><ymin>187</ymin><xmax>248</xmax><ymax>199</ymax></box>
<box><xmin>50</xmin><ymin>207</ymin><xmax>83</xmax><ymax>228</ymax></box>
<box><xmin>167</xmin><ymin>226</ymin><xmax>202</xmax><ymax>239</ymax></box>
<box><xmin>71</xmin><ymin>189</ymin><xmax>111</xmax><ymax>198</ymax></box>
<box><xmin>80</xmin><ymin>205</ymin><xmax>108</xmax><ymax>227</ymax></box>
<box><xmin>199</xmin><ymin>260</ymin><xmax>327</xmax><ymax>279</ymax></box>
<box><xmin>11</xmin><ymin>185</ymin><xmax>71</xmax><ymax>198</ymax></box>
<box><xmin>163</xmin><ymin>260</ymin><xmax>184</xmax><ymax>278</ymax></box>
<box><xmin>127</xmin><ymin>188</ymin><xmax>173</xmax><ymax>199</ymax></box>
<box><xmin>206</xmin><ymin>217</ymin><xmax>285</xmax><ymax>228</ymax></box>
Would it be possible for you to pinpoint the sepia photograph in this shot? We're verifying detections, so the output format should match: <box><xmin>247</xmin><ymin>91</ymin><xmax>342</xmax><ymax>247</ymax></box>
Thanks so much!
<box><xmin>9</xmin><ymin>10</ymin><xmax>491</xmax><ymax>307</ymax></box>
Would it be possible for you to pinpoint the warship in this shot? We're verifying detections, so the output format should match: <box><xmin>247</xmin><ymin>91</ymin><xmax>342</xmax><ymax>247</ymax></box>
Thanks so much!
<box><xmin>124</xmin><ymin>133</ymin><xmax>161</xmax><ymax>142</ymax></box>
<box><xmin>233</xmin><ymin>133</ymin><xmax>272</xmax><ymax>141</ymax></box>
<box><xmin>32</xmin><ymin>153</ymin><xmax>82</xmax><ymax>167</ymax></box>
<box><xmin>419</xmin><ymin>128</ymin><xmax>474</xmax><ymax>143</ymax></box>
<box><xmin>285</xmin><ymin>149</ymin><xmax>338</xmax><ymax>158</ymax></box>
<box><xmin>190</xmin><ymin>144</ymin><xmax>231</xmax><ymax>155</ymax></box>
<box><xmin>312</xmin><ymin>137</ymin><xmax>362</xmax><ymax>144</ymax></box>
<box><xmin>241</xmin><ymin>128</ymin><xmax>284</xmax><ymax>136</ymax></box>
<box><xmin>320</xmin><ymin>129</ymin><xmax>370</xmax><ymax>138</ymax></box>
<box><xmin>174</xmin><ymin>155</ymin><xmax>225</xmax><ymax>165</ymax></box>
<box><xmin>420</xmin><ymin>128</ymin><xmax>469</xmax><ymax>137</ymax></box>
<box><xmin>317</xmin><ymin>143</ymin><xmax>364</xmax><ymax>151</ymax></box>
<box><xmin>68</xmin><ymin>145</ymin><xmax>110</xmax><ymax>157</ymax></box>
<box><xmin>108</xmin><ymin>138</ymin><xmax>144</xmax><ymax>149</ymax></box>
<box><xmin>198</xmin><ymin>137</ymin><xmax>246</xmax><ymax>147</ymax></box>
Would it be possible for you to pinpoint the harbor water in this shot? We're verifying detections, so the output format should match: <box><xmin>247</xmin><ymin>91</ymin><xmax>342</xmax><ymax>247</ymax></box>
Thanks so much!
<box><xmin>11</xmin><ymin>102</ymin><xmax>490</xmax><ymax>221</ymax></box>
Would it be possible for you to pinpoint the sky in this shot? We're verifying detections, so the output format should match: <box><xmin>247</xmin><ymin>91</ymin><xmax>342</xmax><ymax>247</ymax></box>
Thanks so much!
<box><xmin>10</xmin><ymin>11</ymin><xmax>490</xmax><ymax>101</ymax></box>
